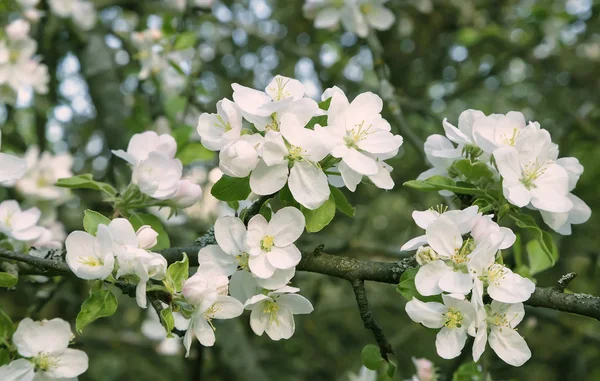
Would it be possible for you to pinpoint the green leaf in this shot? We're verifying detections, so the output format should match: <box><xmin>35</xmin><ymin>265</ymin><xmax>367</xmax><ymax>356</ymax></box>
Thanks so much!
<box><xmin>76</xmin><ymin>288</ymin><xmax>118</xmax><ymax>333</ymax></box>
<box><xmin>318</xmin><ymin>97</ymin><xmax>332</xmax><ymax>110</ymax></box>
<box><xmin>164</xmin><ymin>96</ymin><xmax>187</xmax><ymax>120</ymax></box>
<box><xmin>386</xmin><ymin>360</ymin><xmax>397</xmax><ymax>378</ymax></box>
<box><xmin>452</xmin><ymin>361</ymin><xmax>484</xmax><ymax>381</ymax></box>
<box><xmin>176</xmin><ymin>142</ymin><xmax>215</xmax><ymax>165</ymax></box>
<box><xmin>0</xmin><ymin>348</ymin><xmax>10</xmax><ymax>366</ymax></box>
<box><xmin>259</xmin><ymin>200</ymin><xmax>272</xmax><ymax>221</ymax></box>
<box><xmin>160</xmin><ymin>307</ymin><xmax>175</xmax><ymax>338</ymax></box>
<box><xmin>55</xmin><ymin>174</ymin><xmax>117</xmax><ymax>196</ymax></box>
<box><xmin>526</xmin><ymin>239</ymin><xmax>553</xmax><ymax>275</ymax></box>
<box><xmin>305</xmin><ymin>115</ymin><xmax>328</xmax><ymax>129</ymax></box>
<box><xmin>130</xmin><ymin>214</ymin><xmax>170</xmax><ymax>250</ymax></box>
<box><xmin>329</xmin><ymin>186</ymin><xmax>355</xmax><ymax>217</ymax></box>
<box><xmin>171</xmin><ymin>124</ymin><xmax>194</xmax><ymax>147</ymax></box>
<box><xmin>0</xmin><ymin>308</ymin><xmax>14</xmax><ymax>340</ymax></box>
<box><xmin>83</xmin><ymin>210</ymin><xmax>111</xmax><ymax>236</ymax></box>
<box><xmin>361</xmin><ymin>344</ymin><xmax>384</xmax><ymax>371</ymax></box>
<box><xmin>165</xmin><ymin>253</ymin><xmax>189</xmax><ymax>294</ymax></box>
<box><xmin>302</xmin><ymin>194</ymin><xmax>336</xmax><ymax>233</ymax></box>
<box><xmin>173</xmin><ymin>32</ymin><xmax>197</xmax><ymax>50</ymax></box>
<box><xmin>278</xmin><ymin>185</ymin><xmax>296</xmax><ymax>207</ymax></box>
<box><xmin>211</xmin><ymin>175</ymin><xmax>252</xmax><ymax>202</ymax></box>
<box><xmin>168</xmin><ymin>59</ymin><xmax>186</xmax><ymax>76</ymax></box>
<box><xmin>450</xmin><ymin>159</ymin><xmax>494</xmax><ymax>183</ymax></box>
<box><xmin>509</xmin><ymin>212</ymin><xmax>558</xmax><ymax>269</ymax></box>
<box><xmin>397</xmin><ymin>267</ymin><xmax>442</xmax><ymax>303</ymax></box>
<box><xmin>404</xmin><ymin>176</ymin><xmax>487</xmax><ymax>195</ymax></box>
<box><xmin>0</xmin><ymin>273</ymin><xmax>17</xmax><ymax>288</ymax></box>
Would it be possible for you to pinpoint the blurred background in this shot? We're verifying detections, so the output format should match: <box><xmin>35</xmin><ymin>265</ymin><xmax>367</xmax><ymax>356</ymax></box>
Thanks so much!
<box><xmin>1</xmin><ymin>0</ymin><xmax>600</xmax><ymax>380</ymax></box>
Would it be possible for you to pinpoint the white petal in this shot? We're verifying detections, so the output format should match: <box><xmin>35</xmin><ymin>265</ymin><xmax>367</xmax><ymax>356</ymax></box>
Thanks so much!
<box><xmin>229</xmin><ymin>270</ymin><xmax>262</xmax><ymax>303</ymax></box>
<box><xmin>255</xmin><ymin>268</ymin><xmax>295</xmax><ymax>290</ymax></box>
<box><xmin>266</xmin><ymin>245</ymin><xmax>301</xmax><ymax>269</ymax></box>
<box><xmin>426</xmin><ymin>216</ymin><xmax>462</xmax><ymax>258</ymax></box>
<box><xmin>192</xmin><ymin>317</ymin><xmax>216</xmax><ymax>347</ymax></box>
<box><xmin>400</xmin><ymin>235</ymin><xmax>428</xmax><ymax>251</ymax></box>
<box><xmin>314</xmin><ymin>8</ymin><xmax>341</xmax><ymax>28</ymax></box>
<box><xmin>488</xmin><ymin>327</ymin><xmax>531</xmax><ymax>367</ymax></box>
<box><xmin>288</xmin><ymin>161</ymin><xmax>330</xmax><ymax>210</ymax></box>
<box><xmin>249</xmin><ymin>308</ymin><xmax>266</xmax><ymax>336</ymax></box>
<box><xmin>435</xmin><ymin>327</ymin><xmax>467</xmax><ymax>359</ymax></box>
<box><xmin>365</xmin><ymin>5</ymin><xmax>395</xmax><ymax>30</ymax></box>
<box><xmin>438</xmin><ymin>271</ymin><xmax>473</xmax><ymax>295</ymax></box>
<box><xmin>249</xmin><ymin>253</ymin><xmax>276</xmax><ymax>278</ymax></box>
<box><xmin>487</xmin><ymin>266</ymin><xmax>535</xmax><ymax>303</ymax></box>
<box><xmin>265</xmin><ymin>307</ymin><xmax>295</xmax><ymax>340</ymax></box>
<box><xmin>493</xmin><ymin>146</ymin><xmax>522</xmax><ymax>182</ymax></box>
<box><xmin>108</xmin><ymin>218</ymin><xmax>138</xmax><ymax>247</ymax></box>
<box><xmin>0</xmin><ymin>153</ymin><xmax>27</xmax><ymax>182</ymax></box>
<box><xmin>277</xmin><ymin>294</ymin><xmax>313</xmax><ymax>314</ymax></box>
<box><xmin>47</xmin><ymin>348</ymin><xmax>88</xmax><ymax>378</ymax></box>
<box><xmin>405</xmin><ymin>298</ymin><xmax>446</xmax><ymax>328</ymax></box>
<box><xmin>214</xmin><ymin>216</ymin><xmax>247</xmax><ymax>255</ymax></box>
<box><xmin>249</xmin><ymin>160</ymin><xmax>289</xmax><ymax>196</ymax></box>
<box><xmin>246</xmin><ymin>214</ymin><xmax>268</xmax><ymax>252</ymax></box>
<box><xmin>442</xmin><ymin>118</ymin><xmax>471</xmax><ymax>145</ymax></box>
<box><xmin>338</xmin><ymin>161</ymin><xmax>362</xmax><ymax>192</ymax></box>
<box><xmin>211</xmin><ymin>295</ymin><xmax>244</xmax><ymax>319</ymax></box>
<box><xmin>502</xmin><ymin>180</ymin><xmax>531</xmax><ymax>208</ymax></box>
<box><xmin>472</xmin><ymin>322</ymin><xmax>488</xmax><ymax>362</ymax></box>
<box><xmin>13</xmin><ymin>318</ymin><xmax>72</xmax><ymax>357</ymax></box>
<box><xmin>342</xmin><ymin>148</ymin><xmax>378</xmax><ymax>176</ymax></box>
<box><xmin>415</xmin><ymin>260</ymin><xmax>449</xmax><ymax>296</ymax></box>
<box><xmin>267</xmin><ymin>207</ymin><xmax>305</xmax><ymax>246</ymax></box>
<box><xmin>0</xmin><ymin>359</ymin><xmax>34</xmax><ymax>381</ymax></box>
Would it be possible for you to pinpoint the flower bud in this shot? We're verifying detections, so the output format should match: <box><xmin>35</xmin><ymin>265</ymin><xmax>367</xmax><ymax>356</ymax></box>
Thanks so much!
<box><xmin>412</xmin><ymin>357</ymin><xmax>436</xmax><ymax>381</ymax></box>
<box><xmin>172</xmin><ymin>179</ymin><xmax>202</xmax><ymax>208</ymax></box>
<box><xmin>6</xmin><ymin>19</ymin><xmax>31</xmax><ymax>40</ymax></box>
<box><xmin>136</xmin><ymin>225</ymin><xmax>158</xmax><ymax>249</ymax></box>
<box><xmin>218</xmin><ymin>140</ymin><xmax>259</xmax><ymax>178</ymax></box>
<box><xmin>416</xmin><ymin>246</ymin><xmax>438</xmax><ymax>265</ymax></box>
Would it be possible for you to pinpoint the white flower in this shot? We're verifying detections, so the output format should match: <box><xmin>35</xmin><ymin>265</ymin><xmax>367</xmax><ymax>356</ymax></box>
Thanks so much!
<box><xmin>0</xmin><ymin>131</ymin><xmax>27</xmax><ymax>182</ymax></box>
<box><xmin>401</xmin><ymin>205</ymin><xmax>481</xmax><ymax>251</ymax></box>
<box><xmin>471</xmin><ymin>112</ymin><xmax>527</xmax><ymax>154</ymax></box>
<box><xmin>320</xmin><ymin>92</ymin><xmax>403</xmax><ymax>176</ymax></box>
<box><xmin>14</xmin><ymin>146</ymin><xmax>73</xmax><ymax>202</ymax></box>
<box><xmin>112</xmin><ymin>131</ymin><xmax>177</xmax><ymax>165</ymax></box>
<box><xmin>470</xmin><ymin>214</ymin><xmax>516</xmax><ymax>250</ymax></box>
<box><xmin>250</xmin><ymin>127</ymin><xmax>330</xmax><ymax>209</ymax></box>
<box><xmin>441</xmin><ymin>109</ymin><xmax>486</xmax><ymax>147</ymax></box>
<box><xmin>197</xmin><ymin>98</ymin><xmax>243</xmax><ymax>151</ymax></box>
<box><xmin>468</xmin><ymin>237</ymin><xmax>535</xmax><ymax>304</ymax></box>
<box><xmin>72</xmin><ymin>1</ymin><xmax>97</xmax><ymax>30</ymax></box>
<box><xmin>172</xmin><ymin>179</ymin><xmax>203</xmax><ymax>208</ymax></box>
<box><xmin>0</xmin><ymin>200</ymin><xmax>46</xmax><ymax>243</ymax></box>
<box><xmin>411</xmin><ymin>357</ymin><xmax>437</xmax><ymax>381</ymax></box>
<box><xmin>219</xmin><ymin>135</ymin><xmax>261</xmax><ymax>178</ymax></box>
<box><xmin>493</xmin><ymin>131</ymin><xmax>572</xmax><ymax>212</ymax></box>
<box><xmin>417</xmin><ymin>134</ymin><xmax>462</xmax><ymax>181</ymax></box>
<box><xmin>183</xmin><ymin>295</ymin><xmax>243</xmax><ymax>354</ymax></box>
<box><xmin>246</xmin><ymin>207</ymin><xmax>305</xmax><ymax>279</ymax></box>
<box><xmin>108</xmin><ymin>218</ymin><xmax>167</xmax><ymax>308</ymax></box>
<box><xmin>414</xmin><ymin>216</ymin><xmax>474</xmax><ymax>296</ymax></box>
<box><xmin>333</xmin><ymin>152</ymin><xmax>395</xmax><ymax>192</ymax></box>
<box><xmin>65</xmin><ymin>224</ymin><xmax>114</xmax><ymax>280</ymax></box>
<box><xmin>0</xmin><ymin>33</ymin><xmax>48</xmax><ymax>96</ymax></box>
<box><xmin>32</xmin><ymin>219</ymin><xmax>67</xmax><ymax>249</ymax></box>
<box><xmin>405</xmin><ymin>295</ymin><xmax>475</xmax><ymax>359</ymax></box>
<box><xmin>132</xmin><ymin>152</ymin><xmax>183</xmax><ymax>200</ymax></box>
<box><xmin>136</xmin><ymin>225</ymin><xmax>159</xmax><ymax>249</ymax></box>
<box><xmin>182</xmin><ymin>266</ymin><xmax>229</xmax><ymax>308</ymax></box>
<box><xmin>6</xmin><ymin>20</ymin><xmax>31</xmax><ymax>40</ymax></box>
<box><xmin>232</xmin><ymin>75</ymin><xmax>320</xmax><ymax>131</ymax></box>
<box><xmin>471</xmin><ymin>301</ymin><xmax>531</xmax><ymax>367</ymax></box>
<box><xmin>4</xmin><ymin>318</ymin><xmax>88</xmax><ymax>379</ymax></box>
<box><xmin>244</xmin><ymin>286</ymin><xmax>313</xmax><ymax>341</ymax></box>
<box><xmin>540</xmin><ymin>193</ymin><xmax>591</xmax><ymax>235</ymax></box>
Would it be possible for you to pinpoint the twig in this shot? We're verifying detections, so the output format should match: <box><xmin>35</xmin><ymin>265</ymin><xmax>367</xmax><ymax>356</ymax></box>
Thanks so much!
<box><xmin>556</xmin><ymin>272</ymin><xmax>577</xmax><ymax>292</ymax></box>
<box><xmin>350</xmin><ymin>279</ymin><xmax>394</xmax><ymax>360</ymax></box>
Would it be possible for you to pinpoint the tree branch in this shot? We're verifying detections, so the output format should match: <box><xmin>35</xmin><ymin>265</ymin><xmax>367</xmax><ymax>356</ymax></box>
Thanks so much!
<box><xmin>350</xmin><ymin>279</ymin><xmax>394</xmax><ymax>360</ymax></box>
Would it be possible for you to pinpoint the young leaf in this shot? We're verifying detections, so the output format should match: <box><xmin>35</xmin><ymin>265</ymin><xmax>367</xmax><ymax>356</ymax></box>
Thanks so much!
<box><xmin>526</xmin><ymin>239</ymin><xmax>553</xmax><ymax>275</ymax></box>
<box><xmin>130</xmin><ymin>213</ymin><xmax>170</xmax><ymax>250</ymax></box>
<box><xmin>509</xmin><ymin>212</ymin><xmax>558</xmax><ymax>268</ymax></box>
<box><xmin>329</xmin><ymin>186</ymin><xmax>355</xmax><ymax>217</ymax></box>
<box><xmin>0</xmin><ymin>348</ymin><xmax>10</xmax><ymax>366</ymax></box>
<box><xmin>76</xmin><ymin>288</ymin><xmax>118</xmax><ymax>333</ymax></box>
<box><xmin>0</xmin><ymin>273</ymin><xmax>17</xmax><ymax>288</ymax></box>
<box><xmin>0</xmin><ymin>308</ymin><xmax>14</xmax><ymax>340</ymax></box>
<box><xmin>404</xmin><ymin>176</ymin><xmax>487</xmax><ymax>196</ymax></box>
<box><xmin>55</xmin><ymin>174</ymin><xmax>117</xmax><ymax>196</ymax></box>
<box><xmin>160</xmin><ymin>307</ymin><xmax>175</xmax><ymax>338</ymax></box>
<box><xmin>450</xmin><ymin>159</ymin><xmax>494</xmax><ymax>183</ymax></box>
<box><xmin>452</xmin><ymin>361</ymin><xmax>484</xmax><ymax>381</ymax></box>
<box><xmin>176</xmin><ymin>143</ymin><xmax>215</xmax><ymax>165</ymax></box>
<box><xmin>301</xmin><ymin>194</ymin><xmax>336</xmax><ymax>233</ymax></box>
<box><xmin>83</xmin><ymin>210</ymin><xmax>111</xmax><ymax>236</ymax></box>
<box><xmin>165</xmin><ymin>253</ymin><xmax>189</xmax><ymax>294</ymax></box>
<box><xmin>361</xmin><ymin>344</ymin><xmax>384</xmax><ymax>370</ymax></box>
<box><xmin>211</xmin><ymin>175</ymin><xmax>252</xmax><ymax>202</ymax></box>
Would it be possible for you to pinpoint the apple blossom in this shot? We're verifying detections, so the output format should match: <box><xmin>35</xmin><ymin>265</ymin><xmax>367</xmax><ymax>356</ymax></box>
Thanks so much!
<box><xmin>411</xmin><ymin>357</ymin><xmax>437</xmax><ymax>381</ymax></box>
<box><xmin>48</xmin><ymin>0</ymin><xmax>97</xmax><ymax>30</ymax></box>
<box><xmin>471</xmin><ymin>111</ymin><xmax>528</xmax><ymax>154</ymax></box>
<box><xmin>417</xmin><ymin>134</ymin><xmax>462</xmax><ymax>182</ymax></box>
<box><xmin>182</xmin><ymin>265</ymin><xmax>229</xmax><ymax>308</ymax></box>
<box><xmin>218</xmin><ymin>136</ymin><xmax>261</xmax><ymax>178</ymax></box>
<box><xmin>197</xmin><ymin>98</ymin><xmax>243</xmax><ymax>151</ymax></box>
<box><xmin>132</xmin><ymin>152</ymin><xmax>183</xmax><ymax>200</ymax></box>
<box><xmin>112</xmin><ymin>131</ymin><xmax>177</xmax><ymax>166</ymax></box>
<box><xmin>244</xmin><ymin>286</ymin><xmax>313</xmax><ymax>341</ymax></box>
<box><xmin>441</xmin><ymin>109</ymin><xmax>486</xmax><ymax>148</ymax></box>
<box><xmin>14</xmin><ymin>146</ymin><xmax>73</xmax><ymax>202</ymax></box>
<box><xmin>172</xmin><ymin>179</ymin><xmax>203</xmax><ymax>208</ymax></box>
<box><xmin>471</xmin><ymin>301</ymin><xmax>531</xmax><ymax>367</ymax></box>
<box><xmin>6</xmin><ymin>20</ymin><xmax>31</xmax><ymax>41</ymax></box>
<box><xmin>470</xmin><ymin>214</ymin><xmax>516</xmax><ymax>250</ymax></box>
<box><xmin>1</xmin><ymin>318</ymin><xmax>89</xmax><ymax>379</ymax></box>
<box><xmin>405</xmin><ymin>295</ymin><xmax>475</xmax><ymax>359</ymax></box>
<box><xmin>0</xmin><ymin>200</ymin><xmax>46</xmax><ymax>243</ymax></box>
<box><xmin>65</xmin><ymin>224</ymin><xmax>115</xmax><ymax>280</ymax></box>
<box><xmin>0</xmin><ymin>131</ymin><xmax>27</xmax><ymax>182</ymax></box>
<box><xmin>246</xmin><ymin>207</ymin><xmax>305</xmax><ymax>279</ymax></box>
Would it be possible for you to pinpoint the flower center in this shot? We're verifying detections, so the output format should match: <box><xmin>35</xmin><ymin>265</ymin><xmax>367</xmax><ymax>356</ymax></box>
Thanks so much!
<box><xmin>451</xmin><ymin>239</ymin><xmax>473</xmax><ymax>268</ymax></box>
<box><xmin>287</xmin><ymin>145</ymin><xmax>304</xmax><ymax>161</ymax></box>
<box><xmin>265</xmin><ymin>114</ymin><xmax>280</xmax><ymax>132</ymax></box>
<box><xmin>501</xmin><ymin>128</ymin><xmax>520</xmax><ymax>146</ymax></box>
<box><xmin>361</xmin><ymin>4</ymin><xmax>373</xmax><ymax>14</ymax></box>
<box><xmin>78</xmin><ymin>256</ymin><xmax>104</xmax><ymax>267</ymax></box>
<box><xmin>260</xmin><ymin>235</ymin><xmax>275</xmax><ymax>252</ymax></box>
<box><xmin>344</xmin><ymin>120</ymin><xmax>374</xmax><ymax>148</ymax></box>
<box><xmin>268</xmin><ymin>77</ymin><xmax>291</xmax><ymax>101</ymax></box>
<box><xmin>520</xmin><ymin>159</ymin><xmax>547</xmax><ymax>190</ymax></box>
<box><xmin>236</xmin><ymin>252</ymin><xmax>250</xmax><ymax>270</ymax></box>
<box><xmin>34</xmin><ymin>354</ymin><xmax>57</xmax><ymax>372</ymax></box>
<box><xmin>444</xmin><ymin>308</ymin><xmax>463</xmax><ymax>329</ymax></box>
<box><xmin>214</xmin><ymin>115</ymin><xmax>232</xmax><ymax>132</ymax></box>
<box><xmin>262</xmin><ymin>301</ymin><xmax>279</xmax><ymax>323</ymax></box>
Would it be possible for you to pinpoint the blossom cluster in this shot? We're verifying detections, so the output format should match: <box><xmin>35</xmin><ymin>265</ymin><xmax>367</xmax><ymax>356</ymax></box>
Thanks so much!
<box><xmin>403</xmin><ymin>206</ymin><xmax>535</xmax><ymax>366</ymax></box>
<box><xmin>0</xmin><ymin>19</ymin><xmax>49</xmax><ymax>102</ymax></box>
<box><xmin>181</xmin><ymin>206</ymin><xmax>313</xmax><ymax>352</ymax></box>
<box><xmin>0</xmin><ymin>318</ymin><xmax>88</xmax><ymax>380</ymax></box>
<box><xmin>66</xmin><ymin>218</ymin><xmax>167</xmax><ymax>308</ymax></box>
<box><xmin>49</xmin><ymin>0</ymin><xmax>97</xmax><ymax>31</ymax></box>
<box><xmin>422</xmin><ymin>109</ymin><xmax>591</xmax><ymax>235</ymax></box>
<box><xmin>197</xmin><ymin>75</ymin><xmax>403</xmax><ymax>210</ymax></box>
<box><xmin>303</xmin><ymin>0</ymin><xmax>395</xmax><ymax>38</ymax></box>
<box><xmin>113</xmin><ymin>131</ymin><xmax>203</xmax><ymax>208</ymax></box>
